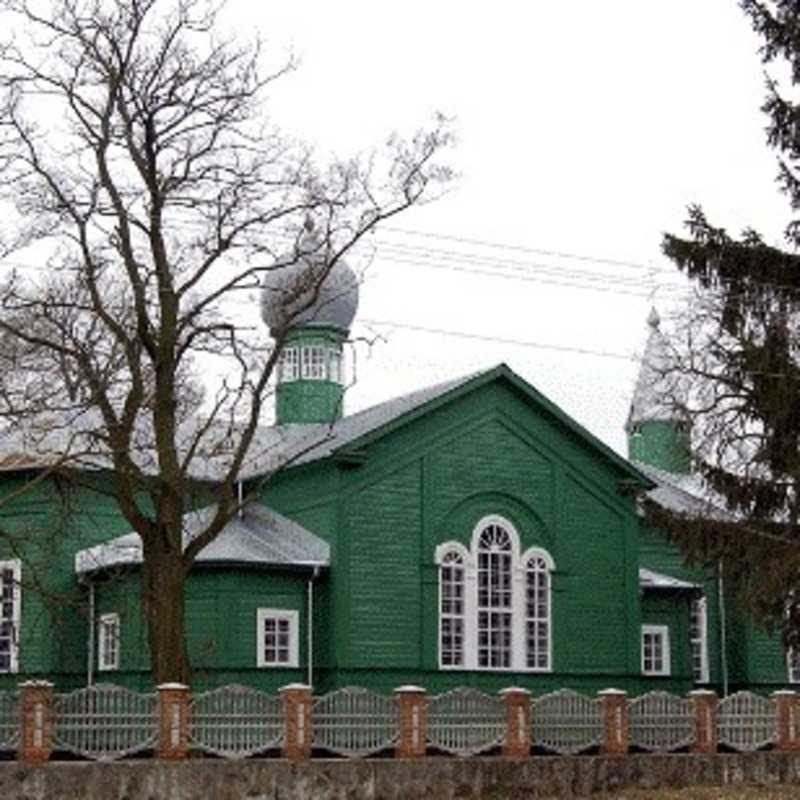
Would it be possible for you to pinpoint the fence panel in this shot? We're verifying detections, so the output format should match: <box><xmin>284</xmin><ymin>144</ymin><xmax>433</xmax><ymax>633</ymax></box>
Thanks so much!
<box><xmin>190</xmin><ymin>684</ymin><xmax>282</xmax><ymax>758</ymax></box>
<box><xmin>312</xmin><ymin>687</ymin><xmax>397</xmax><ymax>757</ymax></box>
<box><xmin>52</xmin><ymin>684</ymin><xmax>157</xmax><ymax>760</ymax></box>
<box><xmin>532</xmin><ymin>689</ymin><xmax>602</xmax><ymax>754</ymax></box>
<box><xmin>427</xmin><ymin>688</ymin><xmax>504</xmax><ymax>756</ymax></box>
<box><xmin>718</xmin><ymin>691</ymin><xmax>776</xmax><ymax>752</ymax></box>
<box><xmin>629</xmin><ymin>691</ymin><xmax>694</xmax><ymax>752</ymax></box>
<box><xmin>0</xmin><ymin>691</ymin><xmax>17</xmax><ymax>750</ymax></box>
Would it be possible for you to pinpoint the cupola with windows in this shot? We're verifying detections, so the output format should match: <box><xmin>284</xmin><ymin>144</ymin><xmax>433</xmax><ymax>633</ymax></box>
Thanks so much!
<box><xmin>261</xmin><ymin>219</ymin><xmax>359</xmax><ymax>425</ymax></box>
<box><xmin>625</xmin><ymin>308</ymin><xmax>691</xmax><ymax>474</ymax></box>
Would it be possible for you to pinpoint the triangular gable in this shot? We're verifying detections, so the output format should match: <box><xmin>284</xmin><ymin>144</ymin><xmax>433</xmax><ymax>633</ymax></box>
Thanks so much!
<box><xmin>304</xmin><ymin>363</ymin><xmax>652</xmax><ymax>489</ymax></box>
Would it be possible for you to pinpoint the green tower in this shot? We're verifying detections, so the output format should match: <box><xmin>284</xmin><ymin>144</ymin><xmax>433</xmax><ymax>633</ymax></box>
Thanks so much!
<box><xmin>261</xmin><ymin>222</ymin><xmax>358</xmax><ymax>425</ymax></box>
<box><xmin>626</xmin><ymin>308</ymin><xmax>691</xmax><ymax>474</ymax></box>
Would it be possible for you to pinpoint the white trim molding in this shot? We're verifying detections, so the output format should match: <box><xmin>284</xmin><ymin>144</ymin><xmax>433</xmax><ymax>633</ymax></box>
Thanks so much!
<box><xmin>257</xmin><ymin>608</ymin><xmax>299</xmax><ymax>668</ymax></box>
<box><xmin>0</xmin><ymin>559</ymin><xmax>21</xmax><ymax>674</ymax></box>
<box><xmin>436</xmin><ymin>516</ymin><xmax>554</xmax><ymax>673</ymax></box>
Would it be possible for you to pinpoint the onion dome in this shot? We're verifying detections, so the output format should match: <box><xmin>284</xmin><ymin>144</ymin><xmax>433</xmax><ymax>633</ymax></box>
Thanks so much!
<box><xmin>261</xmin><ymin>220</ymin><xmax>359</xmax><ymax>336</ymax></box>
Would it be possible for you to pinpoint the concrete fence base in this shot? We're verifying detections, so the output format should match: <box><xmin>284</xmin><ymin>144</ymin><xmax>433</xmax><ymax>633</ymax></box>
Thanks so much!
<box><xmin>1</xmin><ymin>753</ymin><xmax>800</xmax><ymax>799</ymax></box>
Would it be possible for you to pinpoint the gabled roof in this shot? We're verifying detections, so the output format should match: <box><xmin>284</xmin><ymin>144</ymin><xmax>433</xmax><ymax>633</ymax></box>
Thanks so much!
<box><xmin>74</xmin><ymin>503</ymin><xmax>330</xmax><ymax>575</ymax></box>
<box><xmin>237</xmin><ymin>364</ymin><xmax>652</xmax><ymax>487</ymax></box>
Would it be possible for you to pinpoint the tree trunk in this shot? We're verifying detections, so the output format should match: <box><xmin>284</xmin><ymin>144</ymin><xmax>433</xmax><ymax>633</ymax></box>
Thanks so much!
<box><xmin>141</xmin><ymin>546</ymin><xmax>191</xmax><ymax>685</ymax></box>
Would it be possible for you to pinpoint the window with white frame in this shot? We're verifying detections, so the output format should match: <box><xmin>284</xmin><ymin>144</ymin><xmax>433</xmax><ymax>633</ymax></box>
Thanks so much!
<box><xmin>526</xmin><ymin>554</ymin><xmax>551</xmax><ymax>670</ymax></box>
<box><xmin>435</xmin><ymin>516</ymin><xmax>554</xmax><ymax>672</ymax></box>
<box><xmin>0</xmin><ymin>560</ymin><xmax>20</xmax><ymax>674</ymax></box>
<box><xmin>257</xmin><ymin>609</ymin><xmax>299</xmax><ymax>668</ymax></box>
<box><xmin>97</xmin><ymin>613</ymin><xmax>120</xmax><ymax>671</ymax></box>
<box><xmin>439</xmin><ymin>550</ymin><xmax>466</xmax><ymax>667</ymax></box>
<box><xmin>788</xmin><ymin>649</ymin><xmax>800</xmax><ymax>684</ymax></box>
<box><xmin>689</xmin><ymin>596</ymin><xmax>709</xmax><ymax>683</ymax></box>
<box><xmin>641</xmin><ymin>625</ymin><xmax>671</xmax><ymax>676</ymax></box>
<box><xmin>279</xmin><ymin>347</ymin><xmax>299</xmax><ymax>382</ymax></box>
<box><xmin>328</xmin><ymin>349</ymin><xmax>343</xmax><ymax>384</ymax></box>
<box><xmin>301</xmin><ymin>346</ymin><xmax>326</xmax><ymax>380</ymax></box>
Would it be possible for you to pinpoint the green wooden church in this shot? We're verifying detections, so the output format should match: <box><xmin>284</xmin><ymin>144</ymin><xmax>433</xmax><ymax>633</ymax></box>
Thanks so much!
<box><xmin>0</xmin><ymin>245</ymin><xmax>793</xmax><ymax>696</ymax></box>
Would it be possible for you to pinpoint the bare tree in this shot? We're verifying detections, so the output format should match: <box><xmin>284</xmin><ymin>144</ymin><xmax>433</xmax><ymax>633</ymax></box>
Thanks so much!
<box><xmin>0</xmin><ymin>0</ymin><xmax>453</xmax><ymax>682</ymax></box>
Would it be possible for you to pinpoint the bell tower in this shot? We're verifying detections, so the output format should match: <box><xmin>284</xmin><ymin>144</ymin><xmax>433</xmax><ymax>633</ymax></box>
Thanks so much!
<box><xmin>625</xmin><ymin>308</ymin><xmax>691</xmax><ymax>474</ymax></box>
<box><xmin>261</xmin><ymin>221</ymin><xmax>359</xmax><ymax>425</ymax></box>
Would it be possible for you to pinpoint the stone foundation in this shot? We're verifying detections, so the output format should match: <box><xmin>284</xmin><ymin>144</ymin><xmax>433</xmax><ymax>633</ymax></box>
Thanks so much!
<box><xmin>0</xmin><ymin>753</ymin><xmax>800</xmax><ymax>799</ymax></box>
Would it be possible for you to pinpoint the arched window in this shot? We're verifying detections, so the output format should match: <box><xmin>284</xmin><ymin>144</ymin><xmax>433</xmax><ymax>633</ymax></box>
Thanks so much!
<box><xmin>435</xmin><ymin>517</ymin><xmax>554</xmax><ymax>672</ymax></box>
<box><xmin>439</xmin><ymin>550</ymin><xmax>466</xmax><ymax>667</ymax></box>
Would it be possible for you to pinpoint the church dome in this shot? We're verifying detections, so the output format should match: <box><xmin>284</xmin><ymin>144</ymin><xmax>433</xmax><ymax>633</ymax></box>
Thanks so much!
<box><xmin>261</xmin><ymin>223</ymin><xmax>359</xmax><ymax>335</ymax></box>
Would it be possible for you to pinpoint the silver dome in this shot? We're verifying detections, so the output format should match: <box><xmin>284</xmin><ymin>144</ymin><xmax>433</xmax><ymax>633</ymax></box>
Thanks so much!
<box><xmin>261</xmin><ymin>229</ymin><xmax>359</xmax><ymax>335</ymax></box>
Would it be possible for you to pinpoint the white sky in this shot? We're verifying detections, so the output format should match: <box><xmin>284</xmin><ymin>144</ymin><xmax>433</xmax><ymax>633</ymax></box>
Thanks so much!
<box><xmin>9</xmin><ymin>2</ymin><xmax>790</xmax><ymax>458</ymax></box>
<box><xmin>225</xmin><ymin>0</ymin><xmax>789</xmax><ymax>456</ymax></box>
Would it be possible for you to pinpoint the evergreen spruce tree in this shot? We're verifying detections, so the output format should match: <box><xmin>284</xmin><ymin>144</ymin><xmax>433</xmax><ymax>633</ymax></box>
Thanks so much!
<box><xmin>656</xmin><ymin>1</ymin><xmax>800</xmax><ymax>642</ymax></box>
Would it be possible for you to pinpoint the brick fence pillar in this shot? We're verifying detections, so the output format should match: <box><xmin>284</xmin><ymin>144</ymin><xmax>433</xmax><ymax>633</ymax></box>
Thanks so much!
<box><xmin>157</xmin><ymin>683</ymin><xmax>190</xmax><ymax>760</ymax></box>
<box><xmin>280</xmin><ymin>683</ymin><xmax>312</xmax><ymax>761</ymax></box>
<box><xmin>17</xmin><ymin>680</ymin><xmax>53</xmax><ymax>765</ymax></box>
<box><xmin>394</xmin><ymin>685</ymin><xmax>427</xmax><ymax>758</ymax></box>
<box><xmin>598</xmin><ymin>688</ymin><xmax>628</xmax><ymax>757</ymax></box>
<box><xmin>773</xmin><ymin>690</ymin><xmax>800</xmax><ymax>751</ymax></box>
<box><xmin>499</xmin><ymin>687</ymin><xmax>531</xmax><ymax>759</ymax></box>
<box><xmin>690</xmin><ymin>689</ymin><xmax>718</xmax><ymax>754</ymax></box>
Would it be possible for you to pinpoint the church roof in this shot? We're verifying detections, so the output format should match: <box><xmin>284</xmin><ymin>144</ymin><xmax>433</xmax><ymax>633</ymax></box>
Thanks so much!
<box><xmin>635</xmin><ymin>460</ymin><xmax>732</xmax><ymax>521</ymax></box>
<box><xmin>234</xmin><ymin>364</ymin><xmax>652</xmax><ymax>487</ymax></box>
<box><xmin>74</xmin><ymin>502</ymin><xmax>330</xmax><ymax>575</ymax></box>
<box><xmin>626</xmin><ymin>308</ymin><xmax>687</xmax><ymax>430</ymax></box>
<box><xmin>0</xmin><ymin>364</ymin><xmax>652</xmax><ymax>489</ymax></box>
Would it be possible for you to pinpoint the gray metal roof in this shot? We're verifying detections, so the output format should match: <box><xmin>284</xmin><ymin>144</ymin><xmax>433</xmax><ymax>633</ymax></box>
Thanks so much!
<box><xmin>635</xmin><ymin>461</ymin><xmax>732</xmax><ymax>521</ymax></box>
<box><xmin>74</xmin><ymin>503</ymin><xmax>330</xmax><ymax>575</ymax></box>
<box><xmin>639</xmin><ymin>567</ymin><xmax>699</xmax><ymax>592</ymax></box>
<box><xmin>626</xmin><ymin>308</ymin><xmax>687</xmax><ymax>431</ymax></box>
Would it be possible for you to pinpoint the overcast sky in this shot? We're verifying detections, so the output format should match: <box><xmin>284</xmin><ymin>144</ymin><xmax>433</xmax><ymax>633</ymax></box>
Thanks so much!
<box><xmin>225</xmin><ymin>3</ymin><xmax>790</xmax><ymax>454</ymax></box>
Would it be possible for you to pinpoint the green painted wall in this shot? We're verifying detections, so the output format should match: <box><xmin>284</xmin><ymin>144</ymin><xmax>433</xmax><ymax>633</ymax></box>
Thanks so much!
<box><xmin>629</xmin><ymin>421</ymin><xmax>691</xmax><ymax>474</ymax></box>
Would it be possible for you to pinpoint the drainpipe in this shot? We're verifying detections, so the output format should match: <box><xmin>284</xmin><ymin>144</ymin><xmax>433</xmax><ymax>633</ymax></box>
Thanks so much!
<box><xmin>237</xmin><ymin>480</ymin><xmax>244</xmax><ymax>519</ymax></box>
<box><xmin>87</xmin><ymin>581</ymin><xmax>95</xmax><ymax>687</ymax></box>
<box><xmin>718</xmin><ymin>559</ymin><xmax>729</xmax><ymax>697</ymax></box>
<box><xmin>307</xmin><ymin>567</ymin><xmax>319</xmax><ymax>689</ymax></box>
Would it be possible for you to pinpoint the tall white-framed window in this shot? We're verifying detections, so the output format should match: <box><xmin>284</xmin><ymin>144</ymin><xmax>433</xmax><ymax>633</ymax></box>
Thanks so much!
<box><xmin>328</xmin><ymin>348</ymin><xmax>343</xmax><ymax>384</ymax></box>
<box><xmin>435</xmin><ymin>516</ymin><xmax>554</xmax><ymax>672</ymax></box>
<box><xmin>439</xmin><ymin>548</ymin><xmax>466</xmax><ymax>667</ymax></box>
<box><xmin>787</xmin><ymin>649</ymin><xmax>800</xmax><ymax>684</ymax></box>
<box><xmin>0</xmin><ymin>560</ymin><xmax>20</xmax><ymax>674</ymax></box>
<box><xmin>97</xmin><ymin>613</ymin><xmax>120</xmax><ymax>672</ymax></box>
<box><xmin>257</xmin><ymin>608</ymin><xmax>299</xmax><ymax>668</ymax></box>
<box><xmin>689</xmin><ymin>595</ymin><xmax>709</xmax><ymax>683</ymax></box>
<box><xmin>526</xmin><ymin>552</ymin><xmax>552</xmax><ymax>670</ymax></box>
<box><xmin>279</xmin><ymin>347</ymin><xmax>299</xmax><ymax>382</ymax></box>
<box><xmin>301</xmin><ymin>346</ymin><xmax>326</xmax><ymax>380</ymax></box>
<box><xmin>641</xmin><ymin>624</ymin><xmax>671</xmax><ymax>676</ymax></box>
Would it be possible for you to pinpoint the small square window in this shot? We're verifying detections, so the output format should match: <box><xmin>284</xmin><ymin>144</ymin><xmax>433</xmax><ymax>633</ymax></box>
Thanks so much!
<box><xmin>301</xmin><ymin>347</ymin><xmax>326</xmax><ymax>380</ymax></box>
<box><xmin>98</xmin><ymin>613</ymin><xmax>120</xmax><ymax>672</ymax></box>
<box><xmin>257</xmin><ymin>609</ymin><xmax>299</xmax><ymax>668</ymax></box>
<box><xmin>641</xmin><ymin>625</ymin><xmax>670</xmax><ymax>676</ymax></box>
<box><xmin>280</xmin><ymin>347</ymin><xmax>299</xmax><ymax>382</ymax></box>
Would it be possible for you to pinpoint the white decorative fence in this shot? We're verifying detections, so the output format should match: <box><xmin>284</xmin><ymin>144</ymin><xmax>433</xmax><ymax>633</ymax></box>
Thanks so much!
<box><xmin>0</xmin><ymin>690</ymin><xmax>17</xmax><ymax>750</ymax></box>
<box><xmin>629</xmin><ymin>691</ymin><xmax>694</xmax><ymax>752</ymax></box>
<box><xmin>52</xmin><ymin>684</ymin><xmax>157</xmax><ymax>760</ymax></box>
<box><xmin>427</xmin><ymin>688</ymin><xmax>505</xmax><ymax>756</ymax></box>
<box><xmin>5</xmin><ymin>682</ymin><xmax>800</xmax><ymax>762</ymax></box>
<box><xmin>531</xmin><ymin>689</ymin><xmax>602</xmax><ymax>754</ymax></box>
<box><xmin>718</xmin><ymin>691</ymin><xmax>776</xmax><ymax>752</ymax></box>
<box><xmin>190</xmin><ymin>684</ymin><xmax>283</xmax><ymax>758</ymax></box>
<box><xmin>313</xmin><ymin>687</ymin><xmax>398</xmax><ymax>757</ymax></box>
